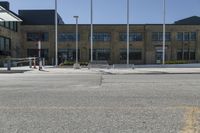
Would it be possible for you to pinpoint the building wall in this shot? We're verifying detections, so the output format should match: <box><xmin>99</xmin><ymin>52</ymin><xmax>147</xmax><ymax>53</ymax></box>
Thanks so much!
<box><xmin>20</xmin><ymin>24</ymin><xmax>145</xmax><ymax>65</ymax></box>
<box><xmin>20</xmin><ymin>24</ymin><xmax>200</xmax><ymax>65</ymax></box>
<box><xmin>145</xmin><ymin>25</ymin><xmax>200</xmax><ymax>64</ymax></box>
<box><xmin>0</xmin><ymin>23</ymin><xmax>21</xmax><ymax>58</ymax></box>
<box><xmin>20</xmin><ymin>25</ymin><xmax>55</xmax><ymax>64</ymax></box>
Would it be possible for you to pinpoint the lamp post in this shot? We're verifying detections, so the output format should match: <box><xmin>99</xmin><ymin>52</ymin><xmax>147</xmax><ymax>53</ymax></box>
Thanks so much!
<box><xmin>55</xmin><ymin>0</ymin><xmax>58</xmax><ymax>66</ymax></box>
<box><xmin>73</xmin><ymin>16</ymin><xmax>80</xmax><ymax>69</ymax></box>
<box><xmin>127</xmin><ymin>0</ymin><xmax>130</xmax><ymax>65</ymax></box>
<box><xmin>162</xmin><ymin>0</ymin><xmax>166</xmax><ymax>65</ymax></box>
<box><xmin>90</xmin><ymin>0</ymin><xmax>93</xmax><ymax>62</ymax></box>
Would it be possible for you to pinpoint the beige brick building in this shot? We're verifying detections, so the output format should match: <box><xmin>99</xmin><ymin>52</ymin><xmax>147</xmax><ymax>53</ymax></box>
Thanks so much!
<box><xmin>19</xmin><ymin>23</ymin><xmax>200</xmax><ymax>65</ymax></box>
<box><xmin>1</xmin><ymin>1</ymin><xmax>200</xmax><ymax>65</ymax></box>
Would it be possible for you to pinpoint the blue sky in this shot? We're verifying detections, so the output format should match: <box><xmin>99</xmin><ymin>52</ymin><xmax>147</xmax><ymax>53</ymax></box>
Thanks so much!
<box><xmin>4</xmin><ymin>0</ymin><xmax>200</xmax><ymax>24</ymax></box>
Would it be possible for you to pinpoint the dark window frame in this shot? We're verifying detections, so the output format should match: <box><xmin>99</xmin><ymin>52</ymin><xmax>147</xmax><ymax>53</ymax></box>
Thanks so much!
<box><xmin>58</xmin><ymin>32</ymin><xmax>80</xmax><ymax>42</ymax></box>
<box><xmin>89</xmin><ymin>32</ymin><xmax>111</xmax><ymax>42</ymax></box>
<box><xmin>120</xmin><ymin>49</ymin><xmax>142</xmax><ymax>60</ymax></box>
<box><xmin>152</xmin><ymin>32</ymin><xmax>171</xmax><ymax>41</ymax></box>
<box><xmin>27</xmin><ymin>32</ymin><xmax>49</xmax><ymax>42</ymax></box>
<box><xmin>119</xmin><ymin>32</ymin><xmax>143</xmax><ymax>42</ymax></box>
<box><xmin>177</xmin><ymin>32</ymin><xmax>197</xmax><ymax>41</ymax></box>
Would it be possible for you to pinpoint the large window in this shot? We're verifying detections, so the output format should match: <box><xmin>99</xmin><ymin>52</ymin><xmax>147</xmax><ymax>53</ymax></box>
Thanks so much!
<box><xmin>58</xmin><ymin>32</ymin><xmax>80</xmax><ymax>42</ymax></box>
<box><xmin>27</xmin><ymin>49</ymin><xmax>49</xmax><ymax>59</ymax></box>
<box><xmin>90</xmin><ymin>32</ymin><xmax>111</xmax><ymax>42</ymax></box>
<box><xmin>119</xmin><ymin>32</ymin><xmax>143</xmax><ymax>41</ymax></box>
<box><xmin>0</xmin><ymin>36</ymin><xmax>11</xmax><ymax>56</ymax></box>
<box><xmin>177</xmin><ymin>32</ymin><xmax>183</xmax><ymax>41</ymax></box>
<box><xmin>89</xmin><ymin>48</ymin><xmax>111</xmax><ymax>60</ymax></box>
<box><xmin>177</xmin><ymin>32</ymin><xmax>197</xmax><ymax>41</ymax></box>
<box><xmin>184</xmin><ymin>32</ymin><xmax>190</xmax><ymax>41</ymax></box>
<box><xmin>0</xmin><ymin>22</ymin><xmax>4</xmax><ymax>26</ymax></box>
<box><xmin>58</xmin><ymin>48</ymin><xmax>80</xmax><ymax>63</ymax></box>
<box><xmin>27</xmin><ymin>32</ymin><xmax>49</xmax><ymax>41</ymax></box>
<box><xmin>0</xmin><ymin>37</ymin><xmax>4</xmax><ymax>51</ymax></box>
<box><xmin>0</xmin><ymin>22</ymin><xmax>18</xmax><ymax>32</ymax></box>
<box><xmin>152</xmin><ymin>32</ymin><xmax>171</xmax><ymax>41</ymax></box>
<box><xmin>177</xmin><ymin>50</ymin><xmax>195</xmax><ymax>60</ymax></box>
<box><xmin>4</xmin><ymin>22</ymin><xmax>9</xmax><ymax>28</ymax></box>
<box><xmin>120</xmin><ymin>48</ymin><xmax>142</xmax><ymax>60</ymax></box>
<box><xmin>191</xmin><ymin>32</ymin><xmax>197</xmax><ymax>41</ymax></box>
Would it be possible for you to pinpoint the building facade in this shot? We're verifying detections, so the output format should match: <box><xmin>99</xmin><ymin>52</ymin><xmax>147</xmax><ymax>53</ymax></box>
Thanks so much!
<box><xmin>1</xmin><ymin>2</ymin><xmax>200</xmax><ymax>65</ymax></box>
<box><xmin>20</xmin><ymin>24</ymin><xmax>200</xmax><ymax>65</ymax></box>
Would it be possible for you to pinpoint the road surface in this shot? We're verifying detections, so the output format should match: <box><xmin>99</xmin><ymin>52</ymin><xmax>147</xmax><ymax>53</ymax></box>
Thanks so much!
<box><xmin>0</xmin><ymin>71</ymin><xmax>199</xmax><ymax>133</ymax></box>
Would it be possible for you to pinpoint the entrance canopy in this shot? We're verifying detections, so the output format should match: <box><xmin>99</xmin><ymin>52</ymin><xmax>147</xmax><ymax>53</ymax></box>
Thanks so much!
<box><xmin>0</xmin><ymin>6</ymin><xmax>22</xmax><ymax>21</ymax></box>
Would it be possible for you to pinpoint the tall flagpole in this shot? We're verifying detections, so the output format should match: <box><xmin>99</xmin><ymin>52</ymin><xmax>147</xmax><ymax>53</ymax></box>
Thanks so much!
<box><xmin>127</xmin><ymin>0</ymin><xmax>130</xmax><ymax>65</ymax></box>
<box><xmin>55</xmin><ymin>0</ymin><xmax>58</xmax><ymax>66</ymax></box>
<box><xmin>162</xmin><ymin>0</ymin><xmax>166</xmax><ymax>65</ymax></box>
<box><xmin>74</xmin><ymin>16</ymin><xmax>79</xmax><ymax>64</ymax></box>
<box><xmin>90</xmin><ymin>0</ymin><xmax>93</xmax><ymax>62</ymax></box>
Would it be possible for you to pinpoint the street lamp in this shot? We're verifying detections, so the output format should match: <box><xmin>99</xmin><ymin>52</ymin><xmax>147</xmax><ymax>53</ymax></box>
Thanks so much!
<box><xmin>73</xmin><ymin>16</ymin><xmax>80</xmax><ymax>69</ymax></box>
<box><xmin>55</xmin><ymin>0</ymin><xmax>58</xmax><ymax>66</ymax></box>
<box><xmin>127</xmin><ymin>0</ymin><xmax>130</xmax><ymax>65</ymax></box>
<box><xmin>162</xmin><ymin>0</ymin><xmax>166</xmax><ymax>65</ymax></box>
<box><xmin>74</xmin><ymin>16</ymin><xmax>79</xmax><ymax>64</ymax></box>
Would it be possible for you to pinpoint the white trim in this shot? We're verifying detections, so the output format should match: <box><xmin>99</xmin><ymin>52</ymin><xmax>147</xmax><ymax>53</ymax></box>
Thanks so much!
<box><xmin>0</xmin><ymin>6</ymin><xmax>22</xmax><ymax>22</ymax></box>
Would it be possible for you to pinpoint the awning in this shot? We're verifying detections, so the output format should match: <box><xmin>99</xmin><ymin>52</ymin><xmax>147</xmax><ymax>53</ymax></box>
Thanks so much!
<box><xmin>0</xmin><ymin>6</ymin><xmax>22</xmax><ymax>22</ymax></box>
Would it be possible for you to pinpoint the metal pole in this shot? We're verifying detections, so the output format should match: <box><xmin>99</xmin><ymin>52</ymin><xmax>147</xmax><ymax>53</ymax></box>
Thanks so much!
<box><xmin>74</xmin><ymin>16</ymin><xmax>79</xmax><ymax>64</ymax></box>
<box><xmin>38</xmin><ymin>41</ymin><xmax>41</xmax><ymax>58</ymax></box>
<box><xmin>127</xmin><ymin>0</ymin><xmax>130</xmax><ymax>65</ymax></box>
<box><xmin>55</xmin><ymin>0</ymin><xmax>58</xmax><ymax>66</ymax></box>
<box><xmin>38</xmin><ymin>41</ymin><xmax>42</xmax><ymax>70</ymax></box>
<box><xmin>29</xmin><ymin>58</ymin><xmax>32</xmax><ymax>68</ymax></box>
<box><xmin>33</xmin><ymin>57</ymin><xmax>36</xmax><ymax>69</ymax></box>
<box><xmin>90</xmin><ymin>0</ymin><xmax>93</xmax><ymax>62</ymax></box>
<box><xmin>7</xmin><ymin>57</ymin><xmax>11</xmax><ymax>71</ymax></box>
<box><xmin>162</xmin><ymin>0</ymin><xmax>166</xmax><ymax>65</ymax></box>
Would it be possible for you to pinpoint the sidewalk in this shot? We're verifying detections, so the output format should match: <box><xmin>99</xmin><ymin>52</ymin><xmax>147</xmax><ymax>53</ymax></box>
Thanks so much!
<box><xmin>1</xmin><ymin>64</ymin><xmax>200</xmax><ymax>74</ymax></box>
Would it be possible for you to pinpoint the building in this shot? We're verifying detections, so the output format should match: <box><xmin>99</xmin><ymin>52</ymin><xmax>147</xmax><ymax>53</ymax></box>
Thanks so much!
<box><xmin>1</xmin><ymin>1</ymin><xmax>200</xmax><ymax>65</ymax></box>
<box><xmin>0</xmin><ymin>1</ymin><xmax>21</xmax><ymax>66</ymax></box>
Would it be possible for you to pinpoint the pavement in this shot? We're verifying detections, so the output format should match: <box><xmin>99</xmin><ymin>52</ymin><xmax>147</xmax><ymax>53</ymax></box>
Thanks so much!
<box><xmin>0</xmin><ymin>65</ymin><xmax>200</xmax><ymax>132</ymax></box>
<box><xmin>1</xmin><ymin>64</ymin><xmax>200</xmax><ymax>74</ymax></box>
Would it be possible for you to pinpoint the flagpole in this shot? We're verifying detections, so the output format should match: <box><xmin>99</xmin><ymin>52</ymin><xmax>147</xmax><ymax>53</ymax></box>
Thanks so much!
<box><xmin>127</xmin><ymin>0</ymin><xmax>130</xmax><ymax>65</ymax></box>
<box><xmin>90</xmin><ymin>0</ymin><xmax>93</xmax><ymax>62</ymax></box>
<box><xmin>162</xmin><ymin>0</ymin><xmax>166</xmax><ymax>65</ymax></box>
<box><xmin>55</xmin><ymin>0</ymin><xmax>58</xmax><ymax>66</ymax></box>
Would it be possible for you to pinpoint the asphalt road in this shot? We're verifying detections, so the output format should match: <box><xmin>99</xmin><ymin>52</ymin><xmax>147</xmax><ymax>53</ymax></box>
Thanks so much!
<box><xmin>0</xmin><ymin>72</ymin><xmax>200</xmax><ymax>133</ymax></box>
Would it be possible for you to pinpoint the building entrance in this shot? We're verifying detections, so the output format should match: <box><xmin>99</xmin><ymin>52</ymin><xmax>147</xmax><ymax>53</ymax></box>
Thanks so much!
<box><xmin>155</xmin><ymin>47</ymin><xmax>167</xmax><ymax>64</ymax></box>
<box><xmin>155</xmin><ymin>52</ymin><xmax>163</xmax><ymax>64</ymax></box>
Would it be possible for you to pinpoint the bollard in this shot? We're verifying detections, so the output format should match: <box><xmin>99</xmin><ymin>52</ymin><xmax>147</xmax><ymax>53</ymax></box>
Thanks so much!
<box><xmin>39</xmin><ymin>58</ymin><xmax>42</xmax><ymax>71</ymax></box>
<box><xmin>29</xmin><ymin>58</ymin><xmax>32</xmax><ymax>68</ymax></box>
<box><xmin>7</xmin><ymin>59</ymin><xmax>11</xmax><ymax>71</ymax></box>
<box><xmin>33</xmin><ymin>57</ymin><xmax>36</xmax><ymax>69</ymax></box>
<box><xmin>42</xmin><ymin>58</ymin><xmax>45</xmax><ymax>66</ymax></box>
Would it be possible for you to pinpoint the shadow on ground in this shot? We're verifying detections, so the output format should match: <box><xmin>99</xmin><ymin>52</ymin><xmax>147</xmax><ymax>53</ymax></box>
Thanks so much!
<box><xmin>0</xmin><ymin>70</ymin><xmax>30</xmax><ymax>74</ymax></box>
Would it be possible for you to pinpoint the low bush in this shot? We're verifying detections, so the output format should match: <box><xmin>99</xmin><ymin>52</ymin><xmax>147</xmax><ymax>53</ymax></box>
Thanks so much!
<box><xmin>80</xmin><ymin>62</ymin><xmax>89</xmax><ymax>66</ymax></box>
<box><xmin>165</xmin><ymin>60</ymin><xmax>188</xmax><ymax>64</ymax></box>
